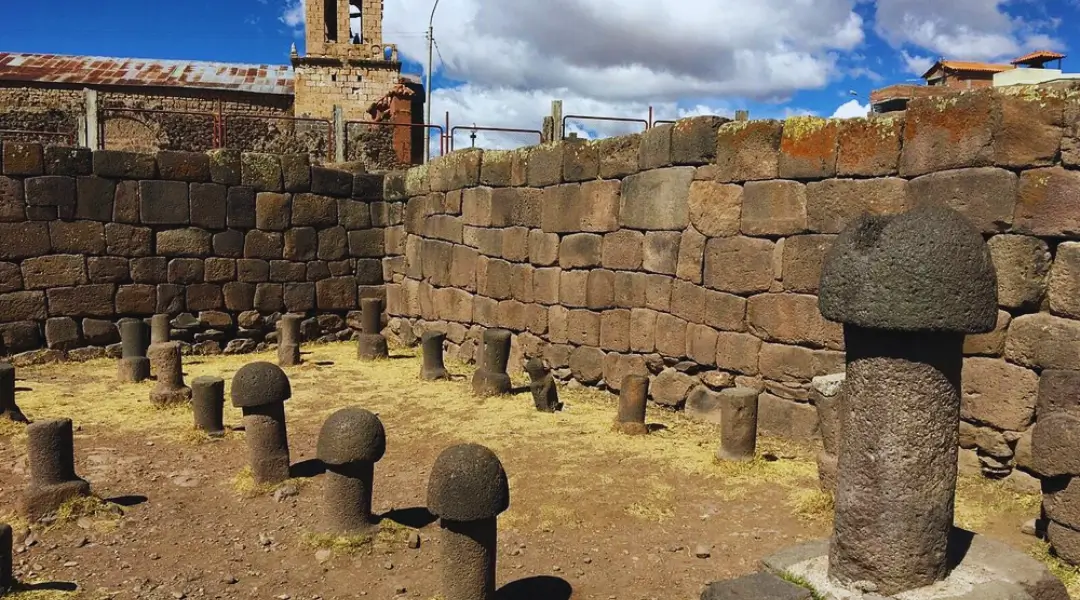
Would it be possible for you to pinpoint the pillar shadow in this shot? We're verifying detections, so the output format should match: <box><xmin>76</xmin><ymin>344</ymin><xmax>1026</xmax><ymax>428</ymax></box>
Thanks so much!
<box><xmin>289</xmin><ymin>459</ymin><xmax>326</xmax><ymax>479</ymax></box>
<box><xmin>379</xmin><ymin>507</ymin><xmax>437</xmax><ymax>529</ymax></box>
<box><xmin>946</xmin><ymin>527</ymin><xmax>976</xmax><ymax>570</ymax></box>
<box><xmin>14</xmin><ymin>386</ymin><xmax>33</xmax><ymax>392</ymax></box>
<box><xmin>645</xmin><ymin>423</ymin><xmax>668</xmax><ymax>433</ymax></box>
<box><xmin>312</xmin><ymin>360</ymin><xmax>335</xmax><ymax>366</ymax></box>
<box><xmin>508</xmin><ymin>385</ymin><xmax>531</xmax><ymax>395</ymax></box>
<box><xmin>105</xmin><ymin>495</ymin><xmax>148</xmax><ymax>507</ymax></box>
<box><xmin>14</xmin><ymin>581</ymin><xmax>79</xmax><ymax>592</ymax></box>
<box><xmin>497</xmin><ymin>576</ymin><xmax>573</xmax><ymax>600</ymax></box>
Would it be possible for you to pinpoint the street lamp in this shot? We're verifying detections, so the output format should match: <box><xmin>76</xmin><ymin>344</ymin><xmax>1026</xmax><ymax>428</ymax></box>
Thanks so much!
<box><xmin>425</xmin><ymin>0</ymin><xmax>440</xmax><ymax>163</ymax></box>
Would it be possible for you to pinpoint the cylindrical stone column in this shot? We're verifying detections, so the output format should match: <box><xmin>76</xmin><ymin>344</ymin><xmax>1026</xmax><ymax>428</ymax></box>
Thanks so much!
<box><xmin>192</xmin><ymin>376</ymin><xmax>225</xmax><ymax>436</ymax></box>
<box><xmin>471</xmin><ymin>329</ymin><xmax>512</xmax><ymax>397</ymax></box>
<box><xmin>716</xmin><ymin>387</ymin><xmax>759</xmax><ymax>462</ymax></box>
<box><xmin>829</xmin><ymin>328</ymin><xmax>963</xmax><ymax>592</ymax></box>
<box><xmin>421</xmin><ymin>331</ymin><xmax>449</xmax><ymax>380</ymax></box>
<box><xmin>357</xmin><ymin>298</ymin><xmax>389</xmax><ymax>360</ymax></box>
<box><xmin>0</xmin><ymin>522</ymin><xmax>11</xmax><ymax>594</ymax></box>
<box><xmin>23</xmin><ymin>418</ymin><xmax>91</xmax><ymax>520</ymax></box>
<box><xmin>613</xmin><ymin>374</ymin><xmax>648</xmax><ymax>435</ymax></box>
<box><xmin>148</xmin><ymin>341</ymin><xmax>192</xmax><ymax>407</ymax></box>
<box><xmin>231</xmin><ymin>362</ymin><xmax>293</xmax><ymax>486</ymax></box>
<box><xmin>317</xmin><ymin>407</ymin><xmax>386</xmax><ymax>533</ymax></box>
<box><xmin>118</xmin><ymin>320</ymin><xmax>150</xmax><ymax>383</ymax></box>
<box><xmin>277</xmin><ymin>314</ymin><xmax>302</xmax><ymax>367</ymax></box>
<box><xmin>817</xmin><ymin>205</ymin><xmax>997</xmax><ymax>595</ymax></box>
<box><xmin>150</xmin><ymin>314</ymin><xmax>170</xmax><ymax>344</ymax></box>
<box><xmin>427</xmin><ymin>444</ymin><xmax>509</xmax><ymax>600</ymax></box>
<box><xmin>0</xmin><ymin>363</ymin><xmax>27</xmax><ymax>423</ymax></box>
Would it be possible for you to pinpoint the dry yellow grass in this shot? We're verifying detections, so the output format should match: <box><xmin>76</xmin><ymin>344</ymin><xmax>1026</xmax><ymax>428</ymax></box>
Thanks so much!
<box><xmin>1030</xmin><ymin>541</ymin><xmax>1080</xmax><ymax>599</ymax></box>
<box><xmin>301</xmin><ymin>519</ymin><xmax>413</xmax><ymax>556</ymax></box>
<box><xmin>954</xmin><ymin>474</ymin><xmax>1041</xmax><ymax>531</ymax></box>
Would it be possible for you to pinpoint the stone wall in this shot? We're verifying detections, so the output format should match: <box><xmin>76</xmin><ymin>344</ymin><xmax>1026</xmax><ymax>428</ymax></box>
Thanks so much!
<box><xmin>383</xmin><ymin>84</ymin><xmax>1080</xmax><ymax>491</ymax></box>
<box><xmin>0</xmin><ymin>142</ymin><xmax>388</xmax><ymax>361</ymax></box>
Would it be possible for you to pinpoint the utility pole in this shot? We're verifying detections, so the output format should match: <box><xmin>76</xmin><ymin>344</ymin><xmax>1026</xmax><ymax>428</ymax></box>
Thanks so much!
<box><xmin>425</xmin><ymin>0</ymin><xmax>440</xmax><ymax>163</ymax></box>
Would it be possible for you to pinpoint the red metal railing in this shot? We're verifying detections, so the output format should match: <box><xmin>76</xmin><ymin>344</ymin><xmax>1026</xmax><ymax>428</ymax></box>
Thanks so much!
<box><xmin>99</xmin><ymin>107</ymin><xmax>219</xmax><ymax>150</ymax></box>
<box><xmin>449</xmin><ymin>125</ymin><xmax>543</xmax><ymax>151</ymax></box>
<box><xmin>345</xmin><ymin>120</ymin><xmax>446</xmax><ymax>159</ymax></box>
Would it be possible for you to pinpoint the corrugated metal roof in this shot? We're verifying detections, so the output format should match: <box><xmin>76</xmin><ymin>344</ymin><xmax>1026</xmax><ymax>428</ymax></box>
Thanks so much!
<box><xmin>0</xmin><ymin>52</ymin><xmax>294</xmax><ymax>95</ymax></box>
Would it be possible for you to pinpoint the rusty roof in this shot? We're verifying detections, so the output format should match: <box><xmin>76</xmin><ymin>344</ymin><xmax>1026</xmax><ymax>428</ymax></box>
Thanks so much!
<box><xmin>0</xmin><ymin>52</ymin><xmax>294</xmax><ymax>95</ymax></box>
<box><xmin>1012</xmin><ymin>50</ymin><xmax>1066</xmax><ymax>65</ymax></box>
<box><xmin>924</xmin><ymin>60</ymin><xmax>1015</xmax><ymax>78</ymax></box>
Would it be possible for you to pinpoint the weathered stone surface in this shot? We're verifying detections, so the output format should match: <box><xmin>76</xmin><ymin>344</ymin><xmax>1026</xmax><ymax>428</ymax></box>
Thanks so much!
<box><xmin>255</xmin><ymin>192</ymin><xmax>291</xmax><ymax>231</ymax></box>
<box><xmin>1049</xmin><ymin>241</ymin><xmax>1080</xmax><ymax>320</ymax></box>
<box><xmin>686</xmin><ymin>324</ymin><xmax>719</xmax><ymax>365</ymax></box>
<box><xmin>207</xmin><ymin>149</ymin><xmax>241</xmax><ymax>185</ymax></box>
<box><xmin>819</xmin><ymin>205</ymin><xmax>997</xmax><ymax>334</ymax></box>
<box><xmin>741</xmin><ymin>180</ymin><xmax>807</xmax><ymax>236</ymax></box>
<box><xmin>994</xmin><ymin>87</ymin><xmax>1065</xmax><ymax>168</ymax></box>
<box><xmin>338</xmin><ymin>199</ymin><xmax>371</xmax><ymax>230</ymax></box>
<box><xmin>781</xmin><ymin>234</ymin><xmax>833</xmax><ymax>294</ymax></box>
<box><xmin>44</xmin><ymin>146</ymin><xmax>92</xmax><ymax>176</ymax></box>
<box><xmin>157</xmin><ymin>228</ymin><xmax>212</xmax><ymax>257</ymax></box>
<box><xmin>1005</xmin><ymin>313</ymin><xmax>1080</xmax><ymax>371</ymax></box>
<box><xmin>587</xmin><ymin>269</ymin><xmax>615</xmax><ymax>309</ymax></box>
<box><xmin>758</xmin><ymin>393</ymin><xmax>818</xmax><ymax>441</ymax></box>
<box><xmin>3</xmin><ymin>141</ymin><xmax>44</xmax><ymax>175</ymax></box>
<box><xmin>87</xmin><ymin>256</ymin><xmax>128</xmax><ymax>283</ymax></box>
<box><xmin>642</xmin><ymin>231</ymin><xmax>680</xmax><ymax>275</ymax></box>
<box><xmin>836</xmin><ymin>115</ymin><xmax>902</xmax><ymax>177</ymax></box>
<box><xmin>964</xmin><ymin>310</ymin><xmax>1011</xmax><ymax>357</ymax></box>
<box><xmin>225</xmin><ymin>186</ymin><xmax>256</xmax><ymax>229</ymax></box>
<box><xmin>619</xmin><ymin>167</ymin><xmax>694</xmax><ymax>230</ymax></box>
<box><xmin>75</xmin><ymin>176</ymin><xmax>115</xmax><ymax>221</ymax></box>
<box><xmin>167</xmin><ymin>258</ymin><xmax>204</xmax><ymax>284</ymax></box>
<box><xmin>714</xmin><ymin>332</ymin><xmax>761</xmax><ymax>375</ymax></box>
<box><xmin>93</xmin><ymin>150</ymin><xmax>156</xmax><ymax>179</ymax></box>
<box><xmin>25</xmin><ymin>176</ymin><xmax>75</xmax><ymax>213</ymax></box>
<box><xmin>907</xmin><ymin>167</ymin><xmax>1017</xmax><ymax>233</ymax></box>
<box><xmin>48</xmin><ymin>284</ymin><xmax>115</xmax><ymax>317</ymax></box>
<box><xmin>715</xmin><ymin>120</ymin><xmax>782</xmax><ymax>182</ymax></box>
<box><xmin>0</xmin><ymin>222</ymin><xmax>49</xmax><ymax>261</ymax></box>
<box><xmin>703</xmin><ymin>236</ymin><xmax>774</xmax><ymax>295</ymax></box>
<box><xmin>115</xmin><ymin>284</ymin><xmax>156</xmax><ymax>314</ymax></box>
<box><xmin>559</xmin><ymin>233</ymin><xmax>602</xmax><ymax>269</ymax></box>
<box><xmin>987</xmin><ymin>234</ymin><xmax>1050</xmax><ymax>310</ymax></box>
<box><xmin>310</xmin><ymin>167</ymin><xmax>353</xmax><ymax>197</ymax></box>
<box><xmin>317</xmin><ymin>227</ymin><xmax>348</xmax><ymax>261</ymax></box>
<box><xmin>778</xmin><ymin>116</ymin><xmax>839</xmax><ymax>180</ymax></box>
<box><xmin>541</xmin><ymin>181</ymin><xmax>620</xmax><ymax>233</ymax></box>
<box><xmin>0</xmin><ymin>291</ymin><xmax>46</xmax><ymax>321</ymax></box>
<box><xmin>599</xmin><ymin>309</ymin><xmax>630</xmax><ymax>352</ymax></box>
<box><xmin>569</xmin><ymin>346</ymin><xmax>605</xmax><ymax>384</ymax></box>
<box><xmin>900</xmin><ymin>92</ymin><xmax>994</xmax><ymax>177</ymax></box>
<box><xmin>638</xmin><ymin>122</ymin><xmax>673</xmax><ymax>170</ymax></box>
<box><xmin>241</xmin><ymin>153</ymin><xmax>283</xmax><ymax>192</ymax></box>
<box><xmin>671</xmin><ymin>116</ymin><xmax>728</xmax><ymax>165</ymax></box>
<box><xmin>1015</xmin><ymin>167</ymin><xmax>1080</xmax><ymax>237</ymax></box>
<box><xmin>805</xmin><ymin>177</ymin><xmax>909</xmax><ymax>234</ymax></box>
<box><xmin>348</xmin><ymin>229</ymin><xmax>384</xmax><ymax>258</ymax></box>
<box><xmin>280</xmin><ymin>153</ymin><xmax>311</xmax><ymax>192</ymax></box>
<box><xmin>601</xmin><ymin>230</ymin><xmax>643</xmax><ymax>271</ymax></box>
<box><xmin>596</xmin><ymin>134</ymin><xmax>640</xmax><ymax>179</ymax></box>
<box><xmin>654</xmin><ymin>312</ymin><xmax>687</xmax><ymax>358</ymax></box>
<box><xmin>676</xmin><ymin>226</ymin><xmax>706</xmax><ymax>284</ymax></box>
<box><xmin>429</xmin><ymin>148</ymin><xmax>482</xmax><ymax>192</ymax></box>
<box><xmin>0</xmin><ymin>262</ymin><xmax>21</xmax><ymax>293</ymax></box>
<box><xmin>139</xmin><ymin>180</ymin><xmax>189</xmax><ymax>225</ymax></box>
<box><xmin>21</xmin><ymin>254</ymin><xmax>86</xmax><ymax>289</ymax></box>
<box><xmin>651</xmin><ymin>368</ymin><xmax>695</xmax><ymax>407</ymax></box>
<box><xmin>748</xmin><ymin>293</ymin><xmax>842</xmax><ymax>349</ymax></box>
<box><xmin>157</xmin><ymin>151</ymin><xmax>210</xmax><ymax>182</ymax></box>
<box><xmin>688</xmin><ymin>181</ymin><xmax>741</xmax><ymax>237</ymax></box>
<box><xmin>566</xmin><ymin>309</ymin><xmax>600</xmax><ymax>346</ymax></box>
<box><xmin>562</xmin><ymin>139</ymin><xmax>599</xmax><ymax>182</ymax></box>
<box><xmin>188</xmin><ymin>182</ymin><xmax>227</xmax><ymax>230</ymax></box>
<box><xmin>0</xmin><ymin>176</ymin><xmax>23</xmax><ymax>222</ymax></box>
<box><xmin>1032</xmin><ymin>413</ymin><xmax>1080</xmax><ymax>477</ymax></box>
<box><xmin>700</xmin><ymin>572</ymin><xmax>813</xmax><ymax>600</ymax></box>
<box><xmin>49</xmin><ymin>220</ymin><xmax>105</xmax><ymax>254</ymax></box>
<box><xmin>960</xmin><ymin>357</ymin><xmax>1038</xmax><ymax>431</ymax></box>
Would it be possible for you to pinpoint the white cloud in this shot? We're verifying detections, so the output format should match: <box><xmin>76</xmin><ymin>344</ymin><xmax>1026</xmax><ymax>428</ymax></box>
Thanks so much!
<box><xmin>281</xmin><ymin>0</ymin><xmax>305</xmax><ymax>32</ymax></box>
<box><xmin>900</xmin><ymin>50</ymin><xmax>935</xmax><ymax>76</ymax></box>
<box><xmin>830</xmin><ymin>99</ymin><xmax>869</xmax><ymax>119</ymax></box>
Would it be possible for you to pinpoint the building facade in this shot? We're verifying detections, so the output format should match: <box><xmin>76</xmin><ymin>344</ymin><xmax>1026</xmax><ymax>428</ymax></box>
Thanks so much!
<box><xmin>0</xmin><ymin>0</ymin><xmax>424</xmax><ymax>168</ymax></box>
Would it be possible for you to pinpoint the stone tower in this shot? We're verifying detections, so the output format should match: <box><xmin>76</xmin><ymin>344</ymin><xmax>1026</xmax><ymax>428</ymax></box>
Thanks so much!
<box><xmin>291</xmin><ymin>0</ymin><xmax>403</xmax><ymax>121</ymax></box>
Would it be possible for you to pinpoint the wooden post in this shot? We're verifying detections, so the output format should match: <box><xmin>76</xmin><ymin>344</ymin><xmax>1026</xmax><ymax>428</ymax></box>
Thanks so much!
<box><xmin>551</xmin><ymin>100</ymin><xmax>563</xmax><ymax>141</ymax></box>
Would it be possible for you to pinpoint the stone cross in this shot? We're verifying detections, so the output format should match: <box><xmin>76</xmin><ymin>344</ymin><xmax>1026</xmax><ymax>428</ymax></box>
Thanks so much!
<box><xmin>230</xmin><ymin>362</ymin><xmax>293</xmax><ymax>485</ymax></box>
<box><xmin>427</xmin><ymin>443</ymin><xmax>510</xmax><ymax>600</ymax></box>
<box><xmin>316</xmin><ymin>407</ymin><xmax>386</xmax><ymax>533</ymax></box>
<box><xmin>23</xmin><ymin>418</ymin><xmax>91</xmax><ymax>520</ymax></box>
<box><xmin>817</xmin><ymin>205</ymin><xmax>997</xmax><ymax>595</ymax></box>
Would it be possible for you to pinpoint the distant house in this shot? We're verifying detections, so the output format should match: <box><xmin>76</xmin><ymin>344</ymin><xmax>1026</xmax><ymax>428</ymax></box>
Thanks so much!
<box><xmin>869</xmin><ymin>51</ymin><xmax>1073</xmax><ymax>114</ymax></box>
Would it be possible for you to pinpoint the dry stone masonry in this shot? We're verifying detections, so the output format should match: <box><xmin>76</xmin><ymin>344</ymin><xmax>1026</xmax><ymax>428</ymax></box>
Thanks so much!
<box><xmin>1033</xmin><ymin>370</ymin><xmax>1080</xmax><ymax>562</ymax></box>
<box><xmin>230</xmin><ymin>361</ymin><xmax>293</xmax><ymax>485</ymax></box>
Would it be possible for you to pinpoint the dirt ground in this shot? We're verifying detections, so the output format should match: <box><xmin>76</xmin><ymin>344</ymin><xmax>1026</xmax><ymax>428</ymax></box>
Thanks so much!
<box><xmin>0</xmin><ymin>341</ymin><xmax>1060</xmax><ymax>600</ymax></box>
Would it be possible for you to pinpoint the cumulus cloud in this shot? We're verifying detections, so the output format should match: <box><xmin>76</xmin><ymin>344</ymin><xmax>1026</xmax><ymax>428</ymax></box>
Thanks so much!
<box><xmin>281</xmin><ymin>0</ymin><xmax>305</xmax><ymax>32</ymax></box>
<box><xmin>831</xmin><ymin>99</ymin><xmax>869</xmax><ymax>119</ymax></box>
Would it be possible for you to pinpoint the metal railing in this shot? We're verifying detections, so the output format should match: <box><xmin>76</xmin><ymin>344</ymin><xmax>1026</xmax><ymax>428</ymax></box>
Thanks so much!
<box><xmin>346</xmin><ymin>120</ymin><xmax>446</xmax><ymax>159</ymax></box>
<box><xmin>449</xmin><ymin>125</ymin><xmax>543</xmax><ymax>151</ymax></box>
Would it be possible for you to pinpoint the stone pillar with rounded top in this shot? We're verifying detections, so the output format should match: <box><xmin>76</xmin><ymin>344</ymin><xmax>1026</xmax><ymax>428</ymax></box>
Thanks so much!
<box><xmin>471</xmin><ymin>329</ymin><xmax>512</xmax><ymax>397</ymax></box>
<box><xmin>525</xmin><ymin>358</ymin><xmax>560</xmax><ymax>412</ymax></box>
<box><xmin>0</xmin><ymin>522</ymin><xmax>11</xmax><ymax>594</ymax></box>
<box><xmin>316</xmin><ymin>407</ymin><xmax>386</xmax><ymax>533</ymax></box>
<box><xmin>117</xmin><ymin>319</ymin><xmax>151</xmax><ymax>383</ymax></box>
<box><xmin>356</xmin><ymin>298</ymin><xmax>389</xmax><ymax>360</ymax></box>
<box><xmin>0</xmin><ymin>363</ymin><xmax>27</xmax><ymax>423</ymax></box>
<box><xmin>192</xmin><ymin>376</ymin><xmax>225</xmax><ymax>437</ymax></box>
<box><xmin>277</xmin><ymin>314</ymin><xmax>303</xmax><ymax>367</ymax></box>
<box><xmin>22</xmin><ymin>418</ymin><xmax>91</xmax><ymax>520</ymax></box>
<box><xmin>427</xmin><ymin>443</ymin><xmax>510</xmax><ymax>600</ymax></box>
<box><xmin>716</xmin><ymin>387</ymin><xmax>758</xmax><ymax>462</ymax></box>
<box><xmin>148</xmin><ymin>341</ymin><xmax>192</xmax><ymax>407</ymax></box>
<box><xmin>818</xmin><ymin>205</ymin><xmax>998</xmax><ymax>595</ymax></box>
<box><xmin>230</xmin><ymin>362</ymin><xmax>293</xmax><ymax>485</ymax></box>
<box><xmin>420</xmin><ymin>331</ymin><xmax>449</xmax><ymax>380</ymax></box>
<box><xmin>614</xmin><ymin>374</ymin><xmax>649</xmax><ymax>435</ymax></box>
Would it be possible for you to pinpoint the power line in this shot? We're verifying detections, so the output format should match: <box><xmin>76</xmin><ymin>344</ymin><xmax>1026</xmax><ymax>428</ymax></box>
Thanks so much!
<box><xmin>432</xmin><ymin>37</ymin><xmax>447</xmax><ymax>68</ymax></box>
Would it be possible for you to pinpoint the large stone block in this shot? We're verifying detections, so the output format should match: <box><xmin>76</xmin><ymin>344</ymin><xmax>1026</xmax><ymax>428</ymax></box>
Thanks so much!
<box><xmin>280</xmin><ymin>153</ymin><xmax>311</xmax><ymax>193</ymax></box>
<box><xmin>715</xmin><ymin>331</ymin><xmax>761</xmax><ymax>375</ymax></box>
<box><xmin>316</xmin><ymin>277</ymin><xmax>357</xmax><ymax>310</ymax></box>
<box><xmin>642</xmin><ymin>231</ymin><xmax>680</xmax><ymax>275</ymax></box>
<box><xmin>130</xmin><ymin>257</ymin><xmax>167</xmax><ymax>283</ymax></box>
<box><xmin>212</xmin><ymin>229</ymin><xmax>244</xmax><ymax>258</ymax></box>
<box><xmin>0</xmin><ymin>290</ymin><xmax>47</xmax><ymax>322</ymax></box>
<box><xmin>20</xmin><ymin>254</ymin><xmax>86</xmax><ymax>289</ymax></box>
<box><xmin>244</xmin><ymin>230</ymin><xmax>284</xmax><ymax>259</ymax></box>
<box><xmin>290</xmin><ymin>193</ymin><xmax>337</xmax><ymax>228</ymax></box>
<box><xmin>167</xmin><ymin>258</ymin><xmax>204</xmax><ymax>284</ymax></box>
<box><xmin>526</xmin><ymin>143</ymin><xmax>563</xmax><ymax>187</ymax></box>
<box><xmin>0</xmin><ymin>176</ymin><xmax>24</xmax><ymax>222</ymax></box>
<box><xmin>638</xmin><ymin>122</ymin><xmax>673</xmax><ymax>170</ymax></box>
<box><xmin>559</xmin><ymin>269</ymin><xmax>588</xmax><ymax>307</ymax></box>
<box><xmin>317</xmin><ymin>227</ymin><xmax>348</xmax><ymax>261</ymax></box>
<box><xmin>241</xmin><ymin>153</ymin><xmax>283</xmax><ymax>192</ymax></box>
<box><xmin>619</xmin><ymin>167</ymin><xmax>693</xmax><ymax>230</ymax></box>
<box><xmin>907</xmin><ymin>167</ymin><xmax>1017</xmax><ymax>233</ymax></box>
<box><xmin>747</xmin><ymin>293</ymin><xmax>842</xmax><ymax>350</ymax></box>
<box><xmin>805</xmin><ymin>178</ymin><xmax>909</xmax><ymax>234</ymax></box>
<box><xmin>226</xmin><ymin>186</ymin><xmax>256</xmax><ymax>229</ymax></box>
<box><xmin>569</xmin><ymin>345</ymin><xmax>606</xmax><ymax>384</ymax></box>
<box><xmin>1050</xmin><ymin>241</ymin><xmax>1080</xmax><ymax>320</ymax></box>
<box><xmin>836</xmin><ymin>115</ymin><xmax>902</xmax><ymax>177</ymax></box>
<box><xmin>25</xmin><ymin>176</ymin><xmax>75</xmax><ymax>213</ymax></box>
<box><xmin>993</xmin><ymin>86</ymin><xmax>1065</xmax><ymax>168</ymax></box>
<box><xmin>1015</xmin><ymin>167</ymin><xmax>1080</xmax><ymax>237</ymax></box>
<box><xmin>778</xmin><ymin>116</ymin><xmax>839</xmax><ymax>180</ymax></box>
<box><xmin>670</xmin><ymin>279</ymin><xmax>708</xmax><ymax>324</ymax></box>
<box><xmin>960</xmin><ymin>357</ymin><xmax>1038</xmax><ymax>431</ymax></box>
<box><xmin>1032</xmin><ymin>413</ymin><xmax>1080</xmax><ymax>477</ymax></box>
<box><xmin>596</xmin><ymin>134</ymin><xmax>641</xmax><ymax>179</ymax></box>
<box><xmin>758</xmin><ymin>342</ymin><xmax>818</xmax><ymax>382</ymax></box>
<box><xmin>1038</xmin><ymin>369</ymin><xmax>1080</xmax><ymax>416</ymax></box>
<box><xmin>651</xmin><ymin>368</ymin><xmax>695</xmax><ymax>407</ymax></box>
<box><xmin>676</xmin><ymin>226</ymin><xmax>706</xmax><ymax>284</ymax></box>
<box><xmin>704</xmin><ymin>289</ymin><xmax>747</xmax><ymax>332</ymax></box>
<box><xmin>600</xmin><ymin>309</ymin><xmax>631</xmax><ymax>352</ymax></box>
<box><xmin>2</xmin><ymin>141</ymin><xmax>44</xmax><ymax>176</ymax></box>
<box><xmin>686</xmin><ymin>324</ymin><xmax>719</xmax><ymax>365</ymax></box>
<box><xmin>0</xmin><ymin>262</ymin><xmax>21</xmax><ymax>293</ymax></box>
<box><xmin>532</xmin><ymin>267</ymin><xmax>560</xmax><ymax>305</ymax></box>
<box><xmin>559</xmin><ymin>233</ymin><xmax>602</xmax><ymax>269</ymax></box>
<box><xmin>900</xmin><ymin>91</ymin><xmax>995</xmax><ymax>177</ymax></box>
<box><xmin>1005</xmin><ymin>313</ymin><xmax>1080</xmax><ymax>371</ymax></box>
<box><xmin>671</xmin><ymin>116</ymin><xmax>729</xmax><ymax>165</ymax></box>
<box><xmin>541</xmin><ymin>181</ymin><xmax>620</xmax><ymax>233</ymax></box>
<box><xmin>479</xmin><ymin>150</ymin><xmax>513</xmax><ymax>187</ymax></box>
<box><xmin>562</xmin><ymin>139</ymin><xmax>599</xmax><ymax>182</ymax></box>
<box><xmin>310</xmin><ymin>167</ymin><xmax>353</xmax><ymax>197</ymax></box>
<box><xmin>435</xmin><ymin>288</ymin><xmax>474</xmax><ymax>323</ymax></box>
<box><xmin>429</xmin><ymin>148</ymin><xmax>482</xmax><ymax>192</ymax></box>
<box><xmin>338</xmin><ymin>199</ymin><xmax>371</xmax><ymax>230</ymax></box>
<box><xmin>111</xmin><ymin>180</ymin><xmax>139</xmax><ymax>223</ymax></box>
<box><xmin>50</xmin><ymin>220</ymin><xmax>105</xmax><ymax>255</ymax></box>
<box><xmin>703</xmin><ymin>236</ymin><xmax>775</xmax><ymax>295</ymax></box>
<box><xmin>348</xmin><ymin>229</ymin><xmax>385</xmax><ymax>258</ymax></box>
<box><xmin>781</xmin><ymin>234</ymin><xmax>833</xmax><ymax>294</ymax></box>
<box><xmin>601</xmin><ymin>229</ymin><xmax>643</xmax><ymax>270</ymax></box>
<box><xmin>715</xmin><ymin>120</ymin><xmax>783</xmax><ymax>182</ymax></box>
<box><xmin>566</xmin><ymin>309</ymin><xmax>600</xmax><ymax>346</ymax></box>
<box><xmin>758</xmin><ymin>392</ymin><xmax>819</xmax><ymax>441</ymax></box>
<box><xmin>207</xmin><ymin>149</ymin><xmax>241</xmax><ymax>185</ymax></box>
<box><xmin>613</xmin><ymin>270</ymin><xmax>646</xmax><ymax>308</ymax></box>
<box><xmin>741</xmin><ymin>180</ymin><xmax>807</xmax><ymax>236</ymax></box>
<box><xmin>157</xmin><ymin>151</ymin><xmax>210</xmax><ymax>182</ymax></box>
<box><xmin>255</xmin><ymin>192</ymin><xmax>291</xmax><ymax>230</ymax></box>
<box><xmin>644</xmin><ymin>273</ymin><xmax>673</xmax><ymax>311</ymax></box>
<box><xmin>92</xmin><ymin>150</ymin><xmax>156</xmax><ymax>179</ymax></box>
<box><xmin>586</xmin><ymin>269</ymin><xmax>615</xmax><ymax>309</ymax></box>
<box><xmin>629</xmin><ymin>308</ymin><xmax>657</xmax><ymax>352</ymax></box>
<box><xmin>987</xmin><ymin>234</ymin><xmax>1050</xmax><ymax>310</ymax></box>
<box><xmin>47</xmin><ymin>284</ymin><xmax>115</xmax><ymax>317</ymax></box>
<box><xmin>188</xmin><ymin>182</ymin><xmax>227</xmax><ymax>230</ymax></box>
<box><xmin>963</xmin><ymin>310</ymin><xmax>1011</xmax><ymax>357</ymax></box>
<box><xmin>284</xmin><ymin>227</ymin><xmax>318</xmax><ymax>262</ymax></box>
<box><xmin>0</xmin><ymin>222</ymin><xmax>49</xmax><ymax>260</ymax></box>
<box><xmin>655</xmin><ymin>312</ymin><xmax>687</xmax><ymax>358</ymax></box>
<box><xmin>139</xmin><ymin>180</ymin><xmax>189</xmax><ymax>225</ymax></box>
<box><xmin>603</xmin><ymin>353</ymin><xmax>648</xmax><ymax>392</ymax></box>
<box><xmin>75</xmin><ymin>176</ymin><xmax>115</xmax><ymax>222</ymax></box>
<box><xmin>44</xmin><ymin>146</ymin><xmax>92</xmax><ymax>176</ymax></box>
<box><xmin>253</xmin><ymin>283</ymin><xmax>284</xmax><ymax>313</ymax></box>
<box><xmin>157</xmin><ymin>228</ymin><xmax>212</xmax><ymax>257</ymax></box>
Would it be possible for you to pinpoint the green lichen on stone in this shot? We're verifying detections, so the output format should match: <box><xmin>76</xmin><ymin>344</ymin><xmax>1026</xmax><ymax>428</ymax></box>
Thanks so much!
<box><xmin>720</xmin><ymin>120</ymin><xmax>754</xmax><ymax>134</ymax></box>
<box><xmin>783</xmin><ymin>116</ymin><xmax>831</xmax><ymax>140</ymax></box>
<box><xmin>404</xmin><ymin>163</ymin><xmax>428</xmax><ymax>196</ymax></box>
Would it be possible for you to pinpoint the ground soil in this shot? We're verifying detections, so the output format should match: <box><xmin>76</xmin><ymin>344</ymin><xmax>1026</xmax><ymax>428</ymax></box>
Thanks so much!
<box><xmin>0</xmin><ymin>342</ymin><xmax>1047</xmax><ymax>600</ymax></box>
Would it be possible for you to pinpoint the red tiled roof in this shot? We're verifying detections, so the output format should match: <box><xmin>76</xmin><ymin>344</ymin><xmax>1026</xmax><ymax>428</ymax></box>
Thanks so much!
<box><xmin>923</xmin><ymin>60</ymin><xmax>1014</xmax><ymax>79</ymax></box>
<box><xmin>1012</xmin><ymin>50</ymin><xmax>1066</xmax><ymax>65</ymax></box>
<box><xmin>0</xmin><ymin>52</ymin><xmax>294</xmax><ymax>95</ymax></box>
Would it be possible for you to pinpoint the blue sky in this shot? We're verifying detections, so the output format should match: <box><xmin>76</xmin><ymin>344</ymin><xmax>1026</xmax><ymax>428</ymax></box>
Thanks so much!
<box><xmin>5</xmin><ymin>1</ymin><xmax>1079</xmax><ymax>148</ymax></box>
